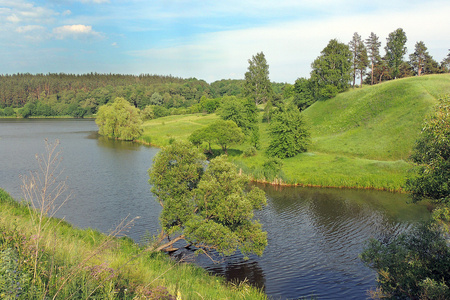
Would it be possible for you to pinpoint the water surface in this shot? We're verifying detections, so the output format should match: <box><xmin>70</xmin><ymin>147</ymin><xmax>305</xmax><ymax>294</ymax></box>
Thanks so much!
<box><xmin>0</xmin><ymin>119</ymin><xmax>430</xmax><ymax>299</ymax></box>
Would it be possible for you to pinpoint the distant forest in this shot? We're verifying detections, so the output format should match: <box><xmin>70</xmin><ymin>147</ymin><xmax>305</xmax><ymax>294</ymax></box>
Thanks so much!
<box><xmin>0</xmin><ymin>73</ymin><xmax>287</xmax><ymax>117</ymax></box>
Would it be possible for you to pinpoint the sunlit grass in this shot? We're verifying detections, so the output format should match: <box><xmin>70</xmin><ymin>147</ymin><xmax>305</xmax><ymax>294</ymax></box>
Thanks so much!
<box><xmin>140</xmin><ymin>113</ymin><xmax>219</xmax><ymax>147</ymax></box>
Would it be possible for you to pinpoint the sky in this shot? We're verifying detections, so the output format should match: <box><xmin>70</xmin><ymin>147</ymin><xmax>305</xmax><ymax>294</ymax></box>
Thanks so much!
<box><xmin>1</xmin><ymin>0</ymin><xmax>449</xmax><ymax>83</ymax></box>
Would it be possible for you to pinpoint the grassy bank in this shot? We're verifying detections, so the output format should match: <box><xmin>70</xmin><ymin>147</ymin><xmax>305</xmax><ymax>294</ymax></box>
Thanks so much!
<box><xmin>139</xmin><ymin>74</ymin><xmax>450</xmax><ymax>191</ymax></box>
<box><xmin>0</xmin><ymin>189</ymin><xmax>266</xmax><ymax>299</ymax></box>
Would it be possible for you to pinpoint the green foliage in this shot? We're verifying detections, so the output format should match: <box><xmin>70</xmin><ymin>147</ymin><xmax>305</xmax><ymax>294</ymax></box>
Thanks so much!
<box><xmin>149</xmin><ymin>142</ymin><xmax>267</xmax><ymax>257</ymax></box>
<box><xmin>310</xmin><ymin>39</ymin><xmax>352</xmax><ymax>100</ymax></box>
<box><xmin>293</xmin><ymin>77</ymin><xmax>315</xmax><ymax>111</ymax></box>
<box><xmin>262</xmin><ymin>157</ymin><xmax>284</xmax><ymax>181</ymax></box>
<box><xmin>365</xmin><ymin>32</ymin><xmax>382</xmax><ymax>85</ymax></box>
<box><xmin>96</xmin><ymin>97</ymin><xmax>143</xmax><ymax>140</ymax></box>
<box><xmin>189</xmin><ymin>120</ymin><xmax>245</xmax><ymax>154</ymax></box>
<box><xmin>200</xmin><ymin>97</ymin><xmax>221</xmax><ymax>113</ymax></box>
<box><xmin>385</xmin><ymin>28</ymin><xmax>408</xmax><ymax>79</ymax></box>
<box><xmin>2</xmin><ymin>107</ymin><xmax>15</xmax><ymax>117</ymax></box>
<box><xmin>152</xmin><ymin>105</ymin><xmax>170</xmax><ymax>118</ymax></box>
<box><xmin>267</xmin><ymin>104</ymin><xmax>310</xmax><ymax>158</ymax></box>
<box><xmin>361</xmin><ymin>222</ymin><xmax>450</xmax><ymax>299</ymax></box>
<box><xmin>141</xmin><ymin>105</ymin><xmax>155</xmax><ymax>120</ymax></box>
<box><xmin>349</xmin><ymin>32</ymin><xmax>368</xmax><ymax>87</ymax></box>
<box><xmin>217</xmin><ymin>96</ymin><xmax>248</xmax><ymax>128</ymax></box>
<box><xmin>243</xmin><ymin>146</ymin><xmax>257</xmax><ymax>157</ymax></box>
<box><xmin>243</xmin><ymin>52</ymin><xmax>273</xmax><ymax>105</ymax></box>
<box><xmin>405</xmin><ymin>96</ymin><xmax>450</xmax><ymax>204</ymax></box>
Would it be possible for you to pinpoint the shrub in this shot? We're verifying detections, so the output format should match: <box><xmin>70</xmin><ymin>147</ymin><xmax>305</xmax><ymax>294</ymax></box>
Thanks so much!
<box><xmin>243</xmin><ymin>146</ymin><xmax>257</xmax><ymax>157</ymax></box>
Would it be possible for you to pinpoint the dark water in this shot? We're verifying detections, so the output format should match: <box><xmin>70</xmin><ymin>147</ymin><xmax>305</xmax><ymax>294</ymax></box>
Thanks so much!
<box><xmin>0</xmin><ymin>119</ymin><xmax>430</xmax><ymax>300</ymax></box>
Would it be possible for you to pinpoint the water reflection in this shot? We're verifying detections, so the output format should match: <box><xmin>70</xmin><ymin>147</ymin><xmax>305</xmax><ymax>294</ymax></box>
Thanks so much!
<box><xmin>197</xmin><ymin>184</ymin><xmax>430</xmax><ymax>299</ymax></box>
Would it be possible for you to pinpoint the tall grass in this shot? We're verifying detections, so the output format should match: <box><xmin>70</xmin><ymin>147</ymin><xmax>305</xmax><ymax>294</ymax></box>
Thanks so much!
<box><xmin>0</xmin><ymin>189</ymin><xmax>267</xmax><ymax>299</ymax></box>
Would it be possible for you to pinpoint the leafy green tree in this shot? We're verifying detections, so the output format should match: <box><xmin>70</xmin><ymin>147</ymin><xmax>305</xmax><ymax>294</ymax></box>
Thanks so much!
<box><xmin>19</xmin><ymin>102</ymin><xmax>36</xmax><ymax>118</ymax></box>
<box><xmin>95</xmin><ymin>97</ymin><xmax>143</xmax><ymax>141</ymax></box>
<box><xmin>361</xmin><ymin>222</ymin><xmax>450</xmax><ymax>300</ymax></box>
<box><xmin>210</xmin><ymin>120</ymin><xmax>245</xmax><ymax>154</ymax></box>
<box><xmin>310</xmin><ymin>39</ymin><xmax>352</xmax><ymax>100</ymax></box>
<box><xmin>292</xmin><ymin>77</ymin><xmax>315</xmax><ymax>111</ymax></box>
<box><xmin>150</xmin><ymin>92</ymin><xmax>163</xmax><ymax>106</ymax></box>
<box><xmin>149</xmin><ymin>141</ymin><xmax>267</xmax><ymax>257</ymax></box>
<box><xmin>385</xmin><ymin>28</ymin><xmax>408</xmax><ymax>79</ymax></box>
<box><xmin>266</xmin><ymin>103</ymin><xmax>310</xmax><ymax>158</ymax></box>
<box><xmin>405</xmin><ymin>96</ymin><xmax>450</xmax><ymax>205</ymax></box>
<box><xmin>141</xmin><ymin>105</ymin><xmax>155</xmax><ymax>120</ymax></box>
<box><xmin>217</xmin><ymin>96</ymin><xmax>247</xmax><ymax>129</ymax></box>
<box><xmin>189</xmin><ymin>120</ymin><xmax>245</xmax><ymax>155</ymax></box>
<box><xmin>243</xmin><ymin>52</ymin><xmax>273</xmax><ymax>105</ymax></box>
<box><xmin>3</xmin><ymin>107</ymin><xmax>15</xmax><ymax>116</ymax></box>
<box><xmin>365</xmin><ymin>32</ymin><xmax>382</xmax><ymax>85</ymax></box>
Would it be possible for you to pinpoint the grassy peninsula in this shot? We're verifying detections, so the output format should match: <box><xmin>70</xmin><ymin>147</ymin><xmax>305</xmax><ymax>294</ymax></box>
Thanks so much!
<box><xmin>140</xmin><ymin>74</ymin><xmax>450</xmax><ymax>191</ymax></box>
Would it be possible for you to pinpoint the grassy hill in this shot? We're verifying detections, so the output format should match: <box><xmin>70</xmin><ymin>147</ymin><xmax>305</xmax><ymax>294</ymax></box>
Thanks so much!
<box><xmin>304</xmin><ymin>74</ymin><xmax>450</xmax><ymax>161</ymax></box>
<box><xmin>141</xmin><ymin>74</ymin><xmax>450</xmax><ymax>191</ymax></box>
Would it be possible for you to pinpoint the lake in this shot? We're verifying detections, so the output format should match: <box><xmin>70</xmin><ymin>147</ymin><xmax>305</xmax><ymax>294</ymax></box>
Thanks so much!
<box><xmin>0</xmin><ymin>119</ymin><xmax>430</xmax><ymax>299</ymax></box>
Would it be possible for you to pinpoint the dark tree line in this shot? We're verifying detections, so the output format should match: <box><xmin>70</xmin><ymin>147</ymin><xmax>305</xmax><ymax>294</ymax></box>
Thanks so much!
<box><xmin>0</xmin><ymin>73</ymin><xmax>287</xmax><ymax>118</ymax></box>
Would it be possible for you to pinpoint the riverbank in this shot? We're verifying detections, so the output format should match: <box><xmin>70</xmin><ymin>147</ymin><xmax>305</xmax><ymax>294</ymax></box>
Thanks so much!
<box><xmin>0</xmin><ymin>189</ymin><xmax>266</xmax><ymax>299</ymax></box>
<box><xmin>139</xmin><ymin>113</ymin><xmax>411</xmax><ymax>192</ymax></box>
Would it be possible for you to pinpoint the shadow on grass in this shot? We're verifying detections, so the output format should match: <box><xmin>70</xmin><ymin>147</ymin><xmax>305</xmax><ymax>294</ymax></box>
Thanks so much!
<box><xmin>203</xmin><ymin>148</ymin><xmax>243</xmax><ymax>159</ymax></box>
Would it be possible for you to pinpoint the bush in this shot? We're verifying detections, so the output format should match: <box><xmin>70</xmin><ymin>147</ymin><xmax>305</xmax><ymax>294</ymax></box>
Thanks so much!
<box><xmin>243</xmin><ymin>147</ymin><xmax>257</xmax><ymax>157</ymax></box>
<box><xmin>262</xmin><ymin>157</ymin><xmax>284</xmax><ymax>181</ymax></box>
<box><xmin>3</xmin><ymin>107</ymin><xmax>15</xmax><ymax>117</ymax></box>
<box><xmin>361</xmin><ymin>222</ymin><xmax>450</xmax><ymax>299</ymax></box>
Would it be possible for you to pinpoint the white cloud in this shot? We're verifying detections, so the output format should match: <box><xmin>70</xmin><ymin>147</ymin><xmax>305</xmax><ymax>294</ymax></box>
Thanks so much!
<box><xmin>53</xmin><ymin>24</ymin><xmax>103</xmax><ymax>39</ymax></box>
<box><xmin>16</xmin><ymin>24</ymin><xmax>44</xmax><ymax>33</ymax></box>
<box><xmin>62</xmin><ymin>10</ymin><xmax>72</xmax><ymax>16</ymax></box>
<box><xmin>6</xmin><ymin>14</ymin><xmax>20</xmax><ymax>22</ymax></box>
<box><xmin>128</xmin><ymin>1</ymin><xmax>450</xmax><ymax>82</ymax></box>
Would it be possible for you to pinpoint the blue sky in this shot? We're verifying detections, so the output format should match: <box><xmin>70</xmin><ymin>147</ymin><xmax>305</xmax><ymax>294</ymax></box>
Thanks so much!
<box><xmin>1</xmin><ymin>0</ymin><xmax>449</xmax><ymax>83</ymax></box>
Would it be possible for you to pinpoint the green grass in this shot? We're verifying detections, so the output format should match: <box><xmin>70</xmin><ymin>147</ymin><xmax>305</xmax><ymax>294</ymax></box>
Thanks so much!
<box><xmin>138</xmin><ymin>74</ymin><xmax>450</xmax><ymax>191</ymax></box>
<box><xmin>303</xmin><ymin>74</ymin><xmax>450</xmax><ymax>160</ymax></box>
<box><xmin>139</xmin><ymin>113</ymin><xmax>219</xmax><ymax>146</ymax></box>
<box><xmin>0</xmin><ymin>189</ymin><xmax>267</xmax><ymax>300</ymax></box>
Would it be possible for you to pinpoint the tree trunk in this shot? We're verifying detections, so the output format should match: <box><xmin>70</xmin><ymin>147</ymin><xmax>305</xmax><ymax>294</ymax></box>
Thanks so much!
<box><xmin>155</xmin><ymin>235</ymin><xmax>186</xmax><ymax>252</ymax></box>
<box><xmin>371</xmin><ymin>62</ymin><xmax>374</xmax><ymax>85</ymax></box>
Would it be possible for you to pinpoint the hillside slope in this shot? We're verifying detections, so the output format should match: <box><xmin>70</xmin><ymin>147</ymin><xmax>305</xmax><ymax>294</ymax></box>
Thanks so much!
<box><xmin>303</xmin><ymin>74</ymin><xmax>450</xmax><ymax>160</ymax></box>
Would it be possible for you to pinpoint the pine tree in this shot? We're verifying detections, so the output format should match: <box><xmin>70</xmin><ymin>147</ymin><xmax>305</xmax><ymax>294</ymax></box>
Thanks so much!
<box><xmin>365</xmin><ymin>32</ymin><xmax>382</xmax><ymax>85</ymax></box>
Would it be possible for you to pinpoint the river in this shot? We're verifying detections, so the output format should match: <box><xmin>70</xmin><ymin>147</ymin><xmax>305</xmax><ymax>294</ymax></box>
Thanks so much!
<box><xmin>0</xmin><ymin>119</ymin><xmax>430</xmax><ymax>299</ymax></box>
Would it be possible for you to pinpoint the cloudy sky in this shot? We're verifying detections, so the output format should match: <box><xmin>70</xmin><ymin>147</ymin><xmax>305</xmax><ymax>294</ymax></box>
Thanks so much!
<box><xmin>1</xmin><ymin>0</ymin><xmax>449</xmax><ymax>83</ymax></box>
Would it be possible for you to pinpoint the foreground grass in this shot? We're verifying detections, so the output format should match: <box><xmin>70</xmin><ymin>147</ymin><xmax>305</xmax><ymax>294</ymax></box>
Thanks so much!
<box><xmin>0</xmin><ymin>189</ymin><xmax>266</xmax><ymax>300</ymax></box>
<box><xmin>139</xmin><ymin>75</ymin><xmax>450</xmax><ymax>191</ymax></box>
